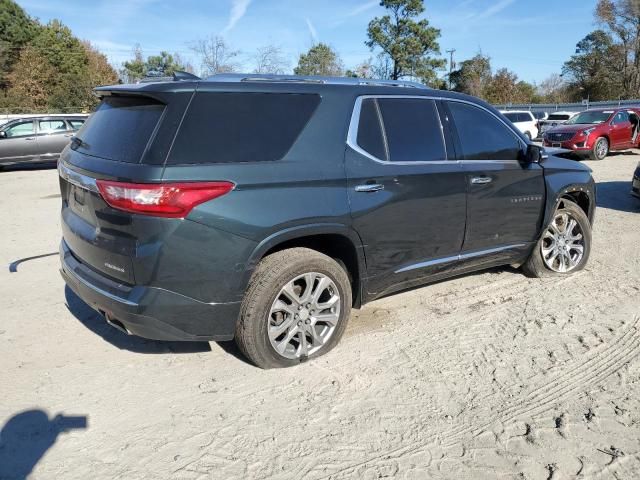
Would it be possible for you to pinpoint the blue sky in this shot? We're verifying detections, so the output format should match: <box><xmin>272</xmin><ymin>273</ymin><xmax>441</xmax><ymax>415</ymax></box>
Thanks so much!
<box><xmin>17</xmin><ymin>0</ymin><xmax>598</xmax><ymax>84</ymax></box>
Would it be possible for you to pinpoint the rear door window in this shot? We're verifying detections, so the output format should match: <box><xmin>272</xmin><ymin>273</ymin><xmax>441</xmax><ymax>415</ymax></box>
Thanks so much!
<box><xmin>73</xmin><ymin>96</ymin><xmax>165</xmax><ymax>163</ymax></box>
<box><xmin>38</xmin><ymin>119</ymin><xmax>67</xmax><ymax>133</ymax></box>
<box><xmin>447</xmin><ymin>101</ymin><xmax>522</xmax><ymax>160</ymax></box>
<box><xmin>167</xmin><ymin>93</ymin><xmax>321</xmax><ymax>164</ymax></box>
<box><xmin>376</xmin><ymin>97</ymin><xmax>446</xmax><ymax>162</ymax></box>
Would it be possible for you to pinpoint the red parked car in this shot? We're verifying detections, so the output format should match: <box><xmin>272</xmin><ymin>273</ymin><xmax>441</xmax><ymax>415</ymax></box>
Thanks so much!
<box><xmin>543</xmin><ymin>108</ymin><xmax>640</xmax><ymax>160</ymax></box>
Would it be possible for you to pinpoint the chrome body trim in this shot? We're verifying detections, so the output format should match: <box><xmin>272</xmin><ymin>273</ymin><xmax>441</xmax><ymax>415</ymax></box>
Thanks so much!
<box><xmin>61</xmin><ymin>265</ymin><xmax>137</xmax><ymax>307</ymax></box>
<box><xmin>395</xmin><ymin>244</ymin><xmax>527</xmax><ymax>274</ymax></box>
<box><xmin>346</xmin><ymin>95</ymin><xmax>527</xmax><ymax>166</ymax></box>
<box><xmin>58</xmin><ymin>160</ymin><xmax>99</xmax><ymax>193</ymax></box>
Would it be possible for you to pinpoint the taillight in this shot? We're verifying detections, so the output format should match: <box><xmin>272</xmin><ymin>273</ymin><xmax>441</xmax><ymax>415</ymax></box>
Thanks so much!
<box><xmin>95</xmin><ymin>180</ymin><xmax>234</xmax><ymax>218</ymax></box>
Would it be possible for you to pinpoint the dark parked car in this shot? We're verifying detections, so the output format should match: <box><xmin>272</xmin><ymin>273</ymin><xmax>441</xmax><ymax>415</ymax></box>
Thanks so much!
<box><xmin>59</xmin><ymin>74</ymin><xmax>596</xmax><ymax>368</ymax></box>
<box><xmin>0</xmin><ymin>115</ymin><xmax>87</xmax><ymax>168</ymax></box>
<box><xmin>543</xmin><ymin>108</ymin><xmax>640</xmax><ymax>160</ymax></box>
<box><xmin>632</xmin><ymin>162</ymin><xmax>640</xmax><ymax>198</ymax></box>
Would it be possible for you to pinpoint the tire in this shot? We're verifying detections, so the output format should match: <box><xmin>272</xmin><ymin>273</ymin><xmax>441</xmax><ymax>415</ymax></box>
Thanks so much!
<box><xmin>522</xmin><ymin>199</ymin><xmax>591</xmax><ymax>278</ymax></box>
<box><xmin>235</xmin><ymin>247</ymin><xmax>352</xmax><ymax>369</ymax></box>
<box><xmin>524</xmin><ymin>131</ymin><xmax>532</xmax><ymax>141</ymax></box>
<box><xmin>590</xmin><ymin>137</ymin><xmax>609</xmax><ymax>160</ymax></box>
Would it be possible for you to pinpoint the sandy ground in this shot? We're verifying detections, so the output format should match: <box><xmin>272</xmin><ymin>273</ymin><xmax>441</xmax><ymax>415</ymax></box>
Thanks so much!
<box><xmin>1</xmin><ymin>154</ymin><xmax>639</xmax><ymax>480</ymax></box>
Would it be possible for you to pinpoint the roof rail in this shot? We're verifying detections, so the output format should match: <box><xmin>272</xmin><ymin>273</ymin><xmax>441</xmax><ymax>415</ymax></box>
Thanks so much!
<box><xmin>206</xmin><ymin>73</ymin><xmax>428</xmax><ymax>89</ymax></box>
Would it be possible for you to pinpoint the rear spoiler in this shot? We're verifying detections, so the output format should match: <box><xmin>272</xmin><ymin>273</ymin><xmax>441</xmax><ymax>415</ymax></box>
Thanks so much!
<box><xmin>137</xmin><ymin>71</ymin><xmax>201</xmax><ymax>83</ymax></box>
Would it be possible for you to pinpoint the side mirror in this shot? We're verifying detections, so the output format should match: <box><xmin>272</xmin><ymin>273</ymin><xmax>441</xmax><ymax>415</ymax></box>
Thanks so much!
<box><xmin>523</xmin><ymin>143</ymin><xmax>545</xmax><ymax>163</ymax></box>
<box><xmin>0</xmin><ymin>131</ymin><xmax>6</xmax><ymax>139</ymax></box>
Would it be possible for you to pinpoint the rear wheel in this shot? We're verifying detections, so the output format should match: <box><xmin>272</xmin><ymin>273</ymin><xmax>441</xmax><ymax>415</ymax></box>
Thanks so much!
<box><xmin>524</xmin><ymin>131</ymin><xmax>532</xmax><ymax>141</ymax></box>
<box><xmin>236</xmin><ymin>247</ymin><xmax>352</xmax><ymax>369</ymax></box>
<box><xmin>590</xmin><ymin>137</ymin><xmax>609</xmax><ymax>160</ymax></box>
<box><xmin>523</xmin><ymin>199</ymin><xmax>591</xmax><ymax>277</ymax></box>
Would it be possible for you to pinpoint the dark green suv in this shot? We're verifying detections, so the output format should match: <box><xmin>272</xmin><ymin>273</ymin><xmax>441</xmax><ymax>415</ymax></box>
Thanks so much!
<box><xmin>58</xmin><ymin>74</ymin><xmax>596</xmax><ymax>368</ymax></box>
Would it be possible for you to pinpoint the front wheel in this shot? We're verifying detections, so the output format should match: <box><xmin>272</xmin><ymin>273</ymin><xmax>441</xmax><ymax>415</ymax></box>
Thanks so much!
<box><xmin>522</xmin><ymin>199</ymin><xmax>591</xmax><ymax>277</ymax></box>
<box><xmin>590</xmin><ymin>137</ymin><xmax>609</xmax><ymax>160</ymax></box>
<box><xmin>236</xmin><ymin>247</ymin><xmax>352</xmax><ymax>369</ymax></box>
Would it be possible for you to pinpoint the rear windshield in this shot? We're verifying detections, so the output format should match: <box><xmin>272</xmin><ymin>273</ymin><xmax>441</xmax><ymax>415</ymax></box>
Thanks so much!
<box><xmin>73</xmin><ymin>96</ymin><xmax>164</xmax><ymax>163</ymax></box>
<box><xmin>167</xmin><ymin>92</ymin><xmax>321</xmax><ymax>164</ymax></box>
<box><xmin>547</xmin><ymin>114</ymin><xmax>571</xmax><ymax>121</ymax></box>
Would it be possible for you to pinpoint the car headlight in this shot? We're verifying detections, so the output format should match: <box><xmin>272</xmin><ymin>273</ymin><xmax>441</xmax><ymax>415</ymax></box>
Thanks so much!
<box><xmin>581</xmin><ymin>127</ymin><xmax>596</xmax><ymax>136</ymax></box>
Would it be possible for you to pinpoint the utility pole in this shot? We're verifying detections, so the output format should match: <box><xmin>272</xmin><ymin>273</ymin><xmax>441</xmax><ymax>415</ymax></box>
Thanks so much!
<box><xmin>446</xmin><ymin>49</ymin><xmax>456</xmax><ymax>90</ymax></box>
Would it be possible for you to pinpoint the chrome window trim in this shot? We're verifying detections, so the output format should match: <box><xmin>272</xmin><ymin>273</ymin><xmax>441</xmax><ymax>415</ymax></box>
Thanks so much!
<box><xmin>347</xmin><ymin>95</ymin><xmax>449</xmax><ymax>166</ymax></box>
<box><xmin>346</xmin><ymin>94</ymin><xmax>527</xmax><ymax>165</ymax></box>
<box><xmin>58</xmin><ymin>161</ymin><xmax>99</xmax><ymax>193</ymax></box>
<box><xmin>395</xmin><ymin>243</ymin><xmax>527</xmax><ymax>274</ymax></box>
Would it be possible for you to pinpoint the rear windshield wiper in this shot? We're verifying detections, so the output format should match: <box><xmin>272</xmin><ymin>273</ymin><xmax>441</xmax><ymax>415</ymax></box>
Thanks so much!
<box><xmin>70</xmin><ymin>135</ymin><xmax>88</xmax><ymax>149</ymax></box>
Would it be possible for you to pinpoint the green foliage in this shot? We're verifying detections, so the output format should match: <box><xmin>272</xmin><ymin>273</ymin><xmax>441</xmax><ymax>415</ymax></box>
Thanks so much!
<box><xmin>449</xmin><ymin>53</ymin><xmax>492</xmax><ymax>98</ymax></box>
<box><xmin>294</xmin><ymin>43</ymin><xmax>343</xmax><ymax>76</ymax></box>
<box><xmin>562</xmin><ymin>30</ymin><xmax>623</xmax><ymax>101</ymax></box>
<box><xmin>0</xmin><ymin>1</ymin><xmax>118</xmax><ymax>113</ymax></box>
<box><xmin>0</xmin><ymin>0</ymin><xmax>38</xmax><ymax>87</ymax></box>
<box><xmin>122</xmin><ymin>47</ymin><xmax>187</xmax><ymax>81</ymax></box>
<box><xmin>365</xmin><ymin>0</ymin><xmax>445</xmax><ymax>86</ymax></box>
<box><xmin>449</xmin><ymin>54</ymin><xmax>537</xmax><ymax>104</ymax></box>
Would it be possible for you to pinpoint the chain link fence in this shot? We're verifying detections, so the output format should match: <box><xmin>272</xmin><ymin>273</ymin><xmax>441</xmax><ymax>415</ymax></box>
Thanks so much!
<box><xmin>496</xmin><ymin>99</ymin><xmax>640</xmax><ymax>113</ymax></box>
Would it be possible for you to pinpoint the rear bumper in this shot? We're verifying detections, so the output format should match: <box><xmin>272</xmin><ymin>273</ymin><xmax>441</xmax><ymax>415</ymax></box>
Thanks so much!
<box><xmin>60</xmin><ymin>240</ymin><xmax>240</xmax><ymax>341</ymax></box>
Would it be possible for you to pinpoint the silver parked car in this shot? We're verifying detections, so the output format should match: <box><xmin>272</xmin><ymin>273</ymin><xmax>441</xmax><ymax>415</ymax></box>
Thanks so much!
<box><xmin>0</xmin><ymin>115</ymin><xmax>87</xmax><ymax>168</ymax></box>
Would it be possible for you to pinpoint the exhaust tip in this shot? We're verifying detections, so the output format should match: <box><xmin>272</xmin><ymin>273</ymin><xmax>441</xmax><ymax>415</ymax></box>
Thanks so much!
<box><xmin>104</xmin><ymin>313</ymin><xmax>130</xmax><ymax>335</ymax></box>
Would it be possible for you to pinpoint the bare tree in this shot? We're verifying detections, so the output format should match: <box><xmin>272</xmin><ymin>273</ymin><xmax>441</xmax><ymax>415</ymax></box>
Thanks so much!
<box><xmin>252</xmin><ymin>44</ymin><xmax>289</xmax><ymax>74</ymax></box>
<box><xmin>372</xmin><ymin>52</ymin><xmax>393</xmax><ymax>79</ymax></box>
<box><xmin>537</xmin><ymin>73</ymin><xmax>568</xmax><ymax>103</ymax></box>
<box><xmin>191</xmin><ymin>36</ymin><xmax>241</xmax><ymax>76</ymax></box>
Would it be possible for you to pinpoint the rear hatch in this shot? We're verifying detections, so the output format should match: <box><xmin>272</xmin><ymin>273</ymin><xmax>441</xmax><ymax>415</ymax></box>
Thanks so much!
<box><xmin>59</xmin><ymin>86</ymin><xmax>193</xmax><ymax>284</ymax></box>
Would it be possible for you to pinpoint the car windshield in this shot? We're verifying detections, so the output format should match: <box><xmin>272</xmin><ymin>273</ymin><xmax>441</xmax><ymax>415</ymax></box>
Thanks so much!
<box><xmin>566</xmin><ymin>111</ymin><xmax>612</xmax><ymax>125</ymax></box>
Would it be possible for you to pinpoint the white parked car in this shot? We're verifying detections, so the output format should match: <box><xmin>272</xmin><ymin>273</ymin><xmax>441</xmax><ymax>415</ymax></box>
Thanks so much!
<box><xmin>538</xmin><ymin>111</ymin><xmax>579</xmax><ymax>137</ymax></box>
<box><xmin>500</xmin><ymin>110</ymin><xmax>538</xmax><ymax>140</ymax></box>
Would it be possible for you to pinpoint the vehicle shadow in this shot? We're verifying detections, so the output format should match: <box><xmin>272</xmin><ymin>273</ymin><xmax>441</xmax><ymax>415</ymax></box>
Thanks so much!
<box><xmin>64</xmin><ymin>286</ymin><xmax>211</xmax><ymax>354</ymax></box>
<box><xmin>596</xmin><ymin>181</ymin><xmax>640</xmax><ymax>213</ymax></box>
<box><xmin>8</xmin><ymin>252</ymin><xmax>58</xmax><ymax>272</ymax></box>
<box><xmin>0</xmin><ymin>409</ymin><xmax>87</xmax><ymax>480</ymax></box>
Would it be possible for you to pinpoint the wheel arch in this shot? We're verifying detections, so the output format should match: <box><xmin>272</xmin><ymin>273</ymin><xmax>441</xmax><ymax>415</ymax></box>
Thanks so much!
<box><xmin>243</xmin><ymin>224</ymin><xmax>367</xmax><ymax>308</ymax></box>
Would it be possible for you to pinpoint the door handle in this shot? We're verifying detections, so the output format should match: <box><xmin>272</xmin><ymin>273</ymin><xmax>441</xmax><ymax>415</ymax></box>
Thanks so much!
<box><xmin>470</xmin><ymin>176</ymin><xmax>492</xmax><ymax>185</ymax></box>
<box><xmin>25</xmin><ymin>137</ymin><xmax>36</xmax><ymax>141</ymax></box>
<box><xmin>355</xmin><ymin>183</ymin><xmax>384</xmax><ymax>193</ymax></box>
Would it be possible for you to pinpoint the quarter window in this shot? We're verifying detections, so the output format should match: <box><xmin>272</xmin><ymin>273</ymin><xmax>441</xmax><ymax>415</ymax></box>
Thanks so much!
<box><xmin>68</xmin><ymin>119</ymin><xmax>85</xmax><ymax>130</ymax></box>
<box><xmin>448</xmin><ymin>101</ymin><xmax>522</xmax><ymax>160</ymax></box>
<box><xmin>168</xmin><ymin>93</ymin><xmax>320</xmax><ymax>164</ymax></box>
<box><xmin>5</xmin><ymin>121</ymin><xmax>35</xmax><ymax>138</ymax></box>
<box><xmin>356</xmin><ymin>98</ymin><xmax>387</xmax><ymax>161</ymax></box>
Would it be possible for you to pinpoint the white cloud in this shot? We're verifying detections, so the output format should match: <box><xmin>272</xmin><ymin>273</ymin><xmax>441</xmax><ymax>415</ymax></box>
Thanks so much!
<box><xmin>474</xmin><ymin>0</ymin><xmax>515</xmax><ymax>20</ymax></box>
<box><xmin>346</xmin><ymin>0</ymin><xmax>379</xmax><ymax>18</ymax></box>
<box><xmin>306</xmin><ymin>18</ymin><xmax>319</xmax><ymax>43</ymax></box>
<box><xmin>222</xmin><ymin>0</ymin><xmax>252</xmax><ymax>35</ymax></box>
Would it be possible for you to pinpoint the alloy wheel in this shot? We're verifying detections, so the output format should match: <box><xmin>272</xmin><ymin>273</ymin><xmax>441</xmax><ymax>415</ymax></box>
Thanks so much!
<box><xmin>541</xmin><ymin>211</ymin><xmax>585</xmax><ymax>273</ymax></box>
<box><xmin>268</xmin><ymin>272</ymin><xmax>341</xmax><ymax>359</ymax></box>
<box><xmin>595</xmin><ymin>138</ymin><xmax>608</xmax><ymax>159</ymax></box>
